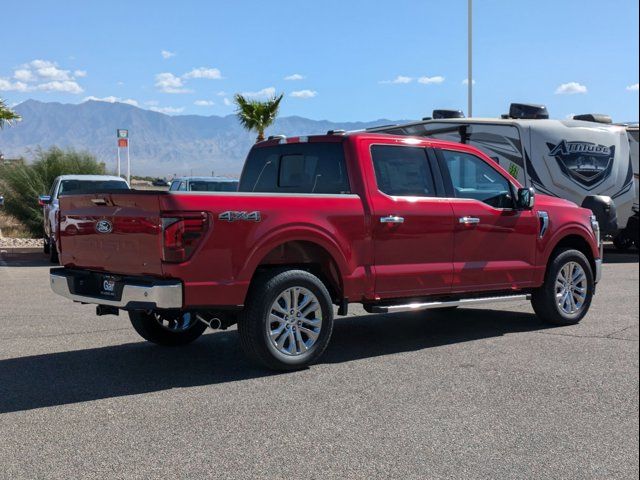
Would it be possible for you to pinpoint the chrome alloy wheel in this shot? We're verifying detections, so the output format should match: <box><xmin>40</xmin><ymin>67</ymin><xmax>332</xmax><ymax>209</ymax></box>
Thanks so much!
<box><xmin>555</xmin><ymin>261</ymin><xmax>588</xmax><ymax>316</ymax></box>
<box><xmin>153</xmin><ymin>311</ymin><xmax>197</xmax><ymax>332</ymax></box>
<box><xmin>267</xmin><ymin>287</ymin><xmax>322</xmax><ymax>356</ymax></box>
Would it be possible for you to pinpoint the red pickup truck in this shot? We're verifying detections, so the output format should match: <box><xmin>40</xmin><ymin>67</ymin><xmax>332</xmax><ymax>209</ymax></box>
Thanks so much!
<box><xmin>50</xmin><ymin>132</ymin><xmax>602</xmax><ymax>370</ymax></box>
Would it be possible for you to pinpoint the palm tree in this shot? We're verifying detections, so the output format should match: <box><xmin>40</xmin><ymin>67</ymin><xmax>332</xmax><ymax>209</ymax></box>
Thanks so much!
<box><xmin>0</xmin><ymin>98</ymin><xmax>21</xmax><ymax>129</ymax></box>
<box><xmin>234</xmin><ymin>93</ymin><xmax>283</xmax><ymax>142</ymax></box>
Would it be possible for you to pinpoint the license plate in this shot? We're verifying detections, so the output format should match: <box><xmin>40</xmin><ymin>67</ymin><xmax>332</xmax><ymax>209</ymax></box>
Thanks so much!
<box><xmin>100</xmin><ymin>275</ymin><xmax>120</xmax><ymax>297</ymax></box>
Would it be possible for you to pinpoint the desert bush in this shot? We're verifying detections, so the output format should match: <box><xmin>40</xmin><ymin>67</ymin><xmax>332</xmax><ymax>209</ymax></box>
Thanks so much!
<box><xmin>0</xmin><ymin>147</ymin><xmax>105</xmax><ymax>236</ymax></box>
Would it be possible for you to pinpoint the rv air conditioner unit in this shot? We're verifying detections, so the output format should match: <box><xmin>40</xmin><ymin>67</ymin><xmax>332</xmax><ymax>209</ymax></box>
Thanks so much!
<box><xmin>573</xmin><ymin>114</ymin><xmax>612</xmax><ymax>124</ymax></box>
<box><xmin>506</xmin><ymin>103</ymin><xmax>549</xmax><ymax>120</ymax></box>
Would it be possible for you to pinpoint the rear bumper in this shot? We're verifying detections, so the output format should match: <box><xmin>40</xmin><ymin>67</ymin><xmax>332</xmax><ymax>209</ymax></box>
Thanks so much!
<box><xmin>50</xmin><ymin>268</ymin><xmax>183</xmax><ymax>309</ymax></box>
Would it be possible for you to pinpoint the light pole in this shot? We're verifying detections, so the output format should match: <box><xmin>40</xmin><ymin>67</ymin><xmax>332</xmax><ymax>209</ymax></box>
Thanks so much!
<box><xmin>468</xmin><ymin>0</ymin><xmax>473</xmax><ymax>118</ymax></box>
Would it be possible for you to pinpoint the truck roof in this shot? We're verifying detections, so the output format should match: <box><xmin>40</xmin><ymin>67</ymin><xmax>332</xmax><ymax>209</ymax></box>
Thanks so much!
<box><xmin>172</xmin><ymin>176</ymin><xmax>238</xmax><ymax>182</ymax></box>
<box><xmin>254</xmin><ymin>131</ymin><xmax>476</xmax><ymax>151</ymax></box>
<box><xmin>56</xmin><ymin>174</ymin><xmax>128</xmax><ymax>182</ymax></box>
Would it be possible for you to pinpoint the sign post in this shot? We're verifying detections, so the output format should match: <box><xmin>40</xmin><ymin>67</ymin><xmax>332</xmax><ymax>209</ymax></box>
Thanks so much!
<box><xmin>116</xmin><ymin>129</ymin><xmax>130</xmax><ymax>183</ymax></box>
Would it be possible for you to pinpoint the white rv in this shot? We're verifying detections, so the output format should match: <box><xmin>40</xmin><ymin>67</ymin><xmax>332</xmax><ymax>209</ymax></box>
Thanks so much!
<box><xmin>371</xmin><ymin>105</ymin><xmax>637</xmax><ymax>249</ymax></box>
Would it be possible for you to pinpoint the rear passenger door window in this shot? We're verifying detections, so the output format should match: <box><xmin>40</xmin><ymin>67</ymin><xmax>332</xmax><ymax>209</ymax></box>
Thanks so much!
<box><xmin>440</xmin><ymin>150</ymin><xmax>513</xmax><ymax>209</ymax></box>
<box><xmin>371</xmin><ymin>145</ymin><xmax>436</xmax><ymax>197</ymax></box>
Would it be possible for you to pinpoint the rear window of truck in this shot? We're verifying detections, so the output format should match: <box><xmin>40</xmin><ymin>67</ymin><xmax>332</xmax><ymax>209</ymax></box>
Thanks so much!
<box><xmin>238</xmin><ymin>142</ymin><xmax>351</xmax><ymax>194</ymax></box>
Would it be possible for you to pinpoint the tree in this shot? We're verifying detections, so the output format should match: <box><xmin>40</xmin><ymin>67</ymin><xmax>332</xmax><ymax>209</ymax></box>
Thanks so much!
<box><xmin>0</xmin><ymin>147</ymin><xmax>105</xmax><ymax>236</ymax></box>
<box><xmin>0</xmin><ymin>98</ymin><xmax>21</xmax><ymax>129</ymax></box>
<box><xmin>234</xmin><ymin>93</ymin><xmax>284</xmax><ymax>142</ymax></box>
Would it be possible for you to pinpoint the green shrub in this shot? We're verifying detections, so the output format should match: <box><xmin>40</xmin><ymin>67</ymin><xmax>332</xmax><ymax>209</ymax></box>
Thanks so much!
<box><xmin>0</xmin><ymin>147</ymin><xmax>106</xmax><ymax>236</ymax></box>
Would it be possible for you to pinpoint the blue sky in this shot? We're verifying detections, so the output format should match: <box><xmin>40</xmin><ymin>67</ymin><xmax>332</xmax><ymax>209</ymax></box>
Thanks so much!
<box><xmin>1</xmin><ymin>0</ymin><xmax>638</xmax><ymax>122</ymax></box>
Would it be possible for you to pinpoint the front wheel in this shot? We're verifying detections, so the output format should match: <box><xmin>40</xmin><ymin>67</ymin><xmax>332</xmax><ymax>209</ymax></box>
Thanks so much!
<box><xmin>531</xmin><ymin>249</ymin><xmax>594</xmax><ymax>325</ymax></box>
<box><xmin>238</xmin><ymin>269</ymin><xmax>334</xmax><ymax>371</ymax></box>
<box><xmin>129</xmin><ymin>310</ymin><xmax>208</xmax><ymax>346</ymax></box>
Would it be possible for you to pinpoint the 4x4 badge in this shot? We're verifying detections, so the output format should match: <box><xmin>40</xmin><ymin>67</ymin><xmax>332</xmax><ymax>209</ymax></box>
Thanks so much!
<box><xmin>218</xmin><ymin>211</ymin><xmax>261</xmax><ymax>222</ymax></box>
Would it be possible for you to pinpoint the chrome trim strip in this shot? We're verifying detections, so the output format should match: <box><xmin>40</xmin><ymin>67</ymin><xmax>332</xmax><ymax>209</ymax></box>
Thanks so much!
<box><xmin>370</xmin><ymin>294</ymin><xmax>531</xmax><ymax>314</ymax></box>
<box><xmin>537</xmin><ymin>211</ymin><xmax>549</xmax><ymax>239</ymax></box>
<box><xmin>594</xmin><ymin>258</ymin><xmax>602</xmax><ymax>284</ymax></box>
<box><xmin>50</xmin><ymin>272</ymin><xmax>182</xmax><ymax>309</ymax></box>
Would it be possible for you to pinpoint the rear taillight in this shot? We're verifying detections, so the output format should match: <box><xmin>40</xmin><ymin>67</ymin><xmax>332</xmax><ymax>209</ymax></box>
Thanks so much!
<box><xmin>161</xmin><ymin>212</ymin><xmax>209</xmax><ymax>263</ymax></box>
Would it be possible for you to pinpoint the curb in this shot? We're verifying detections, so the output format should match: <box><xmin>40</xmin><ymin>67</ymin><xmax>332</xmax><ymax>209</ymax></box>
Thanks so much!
<box><xmin>0</xmin><ymin>247</ymin><xmax>45</xmax><ymax>255</ymax></box>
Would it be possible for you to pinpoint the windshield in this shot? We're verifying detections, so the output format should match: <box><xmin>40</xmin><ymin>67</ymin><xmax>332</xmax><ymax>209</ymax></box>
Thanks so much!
<box><xmin>58</xmin><ymin>180</ymin><xmax>129</xmax><ymax>196</ymax></box>
<box><xmin>189</xmin><ymin>181</ymin><xmax>238</xmax><ymax>192</ymax></box>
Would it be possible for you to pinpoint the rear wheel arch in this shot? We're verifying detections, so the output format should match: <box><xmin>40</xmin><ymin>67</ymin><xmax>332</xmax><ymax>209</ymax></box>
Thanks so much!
<box><xmin>247</xmin><ymin>239</ymin><xmax>345</xmax><ymax>303</ymax></box>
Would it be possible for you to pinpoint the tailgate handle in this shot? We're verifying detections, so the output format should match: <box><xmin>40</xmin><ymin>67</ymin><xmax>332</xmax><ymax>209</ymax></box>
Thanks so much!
<box><xmin>91</xmin><ymin>198</ymin><xmax>108</xmax><ymax>205</ymax></box>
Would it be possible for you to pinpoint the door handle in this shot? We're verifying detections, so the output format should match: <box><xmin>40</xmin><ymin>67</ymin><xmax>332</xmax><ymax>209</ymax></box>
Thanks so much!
<box><xmin>458</xmin><ymin>216</ymin><xmax>480</xmax><ymax>225</ymax></box>
<box><xmin>380</xmin><ymin>215</ymin><xmax>405</xmax><ymax>224</ymax></box>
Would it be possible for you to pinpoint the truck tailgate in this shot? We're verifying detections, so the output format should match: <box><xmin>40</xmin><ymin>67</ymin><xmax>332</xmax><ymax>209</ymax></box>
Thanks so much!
<box><xmin>58</xmin><ymin>192</ymin><xmax>164</xmax><ymax>276</ymax></box>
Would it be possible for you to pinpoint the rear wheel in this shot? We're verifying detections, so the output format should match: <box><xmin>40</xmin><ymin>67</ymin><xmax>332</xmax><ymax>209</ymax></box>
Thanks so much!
<box><xmin>129</xmin><ymin>310</ymin><xmax>207</xmax><ymax>346</ymax></box>
<box><xmin>49</xmin><ymin>238</ymin><xmax>59</xmax><ymax>263</ymax></box>
<box><xmin>238</xmin><ymin>269</ymin><xmax>334</xmax><ymax>371</ymax></box>
<box><xmin>531</xmin><ymin>249</ymin><xmax>594</xmax><ymax>325</ymax></box>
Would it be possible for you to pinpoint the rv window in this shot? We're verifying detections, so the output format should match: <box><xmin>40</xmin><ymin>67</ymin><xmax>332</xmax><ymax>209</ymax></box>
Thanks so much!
<box><xmin>440</xmin><ymin>150</ymin><xmax>513</xmax><ymax>208</ymax></box>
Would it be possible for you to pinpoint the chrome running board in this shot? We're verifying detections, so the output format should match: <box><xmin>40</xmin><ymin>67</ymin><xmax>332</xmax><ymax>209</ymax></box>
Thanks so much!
<box><xmin>369</xmin><ymin>294</ymin><xmax>531</xmax><ymax>314</ymax></box>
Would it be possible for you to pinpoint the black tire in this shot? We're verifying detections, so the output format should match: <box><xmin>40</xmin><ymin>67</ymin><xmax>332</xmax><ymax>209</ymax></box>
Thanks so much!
<box><xmin>531</xmin><ymin>248</ymin><xmax>594</xmax><ymax>325</ymax></box>
<box><xmin>129</xmin><ymin>310</ymin><xmax>207</xmax><ymax>346</ymax></box>
<box><xmin>43</xmin><ymin>235</ymin><xmax>50</xmax><ymax>254</ymax></box>
<box><xmin>238</xmin><ymin>269</ymin><xmax>334</xmax><ymax>371</ymax></box>
<box><xmin>49</xmin><ymin>238</ymin><xmax>59</xmax><ymax>263</ymax></box>
<box><xmin>613</xmin><ymin>233</ymin><xmax>633</xmax><ymax>252</ymax></box>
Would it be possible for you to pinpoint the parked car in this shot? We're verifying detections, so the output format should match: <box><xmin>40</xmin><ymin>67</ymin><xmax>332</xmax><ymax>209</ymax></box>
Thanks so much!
<box><xmin>152</xmin><ymin>178</ymin><xmax>171</xmax><ymax>187</ymax></box>
<box><xmin>50</xmin><ymin>132</ymin><xmax>601</xmax><ymax>370</ymax></box>
<box><xmin>371</xmin><ymin>103</ymin><xmax>636</xmax><ymax>249</ymax></box>
<box><xmin>39</xmin><ymin>175</ymin><xmax>129</xmax><ymax>262</ymax></box>
<box><xmin>0</xmin><ymin>194</ymin><xmax>4</xmax><ymax>207</ymax></box>
<box><xmin>169</xmin><ymin>176</ymin><xmax>239</xmax><ymax>192</ymax></box>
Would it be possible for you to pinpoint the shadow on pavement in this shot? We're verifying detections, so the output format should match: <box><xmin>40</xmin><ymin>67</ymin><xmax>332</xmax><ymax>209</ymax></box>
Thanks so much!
<box><xmin>0</xmin><ymin>308</ymin><xmax>549</xmax><ymax>414</ymax></box>
<box><xmin>602</xmin><ymin>247</ymin><xmax>639</xmax><ymax>264</ymax></box>
<box><xmin>0</xmin><ymin>251</ymin><xmax>51</xmax><ymax>268</ymax></box>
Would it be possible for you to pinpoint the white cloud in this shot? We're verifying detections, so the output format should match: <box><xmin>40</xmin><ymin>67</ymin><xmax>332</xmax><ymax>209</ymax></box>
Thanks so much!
<box><xmin>216</xmin><ymin>91</ymin><xmax>227</xmax><ymax>96</ymax></box>
<box><xmin>418</xmin><ymin>75</ymin><xmax>445</xmax><ymax>85</ymax></box>
<box><xmin>84</xmin><ymin>95</ymin><xmax>139</xmax><ymax>106</ymax></box>
<box><xmin>155</xmin><ymin>72</ymin><xmax>191</xmax><ymax>93</ymax></box>
<box><xmin>161</xmin><ymin>50</ymin><xmax>176</xmax><ymax>59</ymax></box>
<box><xmin>241</xmin><ymin>86</ymin><xmax>276</xmax><ymax>99</ymax></box>
<box><xmin>284</xmin><ymin>73</ymin><xmax>305</xmax><ymax>81</ymax></box>
<box><xmin>13</xmin><ymin>69</ymin><xmax>34</xmax><ymax>82</ymax></box>
<box><xmin>290</xmin><ymin>89</ymin><xmax>317</xmax><ymax>99</ymax></box>
<box><xmin>0</xmin><ymin>59</ymin><xmax>86</xmax><ymax>94</ymax></box>
<box><xmin>145</xmin><ymin>100</ymin><xmax>159</xmax><ymax>106</ymax></box>
<box><xmin>149</xmin><ymin>105</ymin><xmax>185</xmax><ymax>115</ymax></box>
<box><xmin>555</xmin><ymin>82</ymin><xmax>587</xmax><ymax>95</ymax></box>
<box><xmin>194</xmin><ymin>99</ymin><xmax>214</xmax><ymax>106</ymax></box>
<box><xmin>36</xmin><ymin>80</ymin><xmax>83</xmax><ymax>94</ymax></box>
<box><xmin>183</xmin><ymin>67</ymin><xmax>222</xmax><ymax>80</ymax></box>
<box><xmin>380</xmin><ymin>75</ymin><xmax>412</xmax><ymax>84</ymax></box>
<box><xmin>0</xmin><ymin>78</ymin><xmax>29</xmax><ymax>92</ymax></box>
<box><xmin>223</xmin><ymin>97</ymin><xmax>232</xmax><ymax>106</ymax></box>
<box><xmin>462</xmin><ymin>78</ymin><xmax>476</xmax><ymax>85</ymax></box>
<box><xmin>626</xmin><ymin>83</ymin><xmax>639</xmax><ymax>92</ymax></box>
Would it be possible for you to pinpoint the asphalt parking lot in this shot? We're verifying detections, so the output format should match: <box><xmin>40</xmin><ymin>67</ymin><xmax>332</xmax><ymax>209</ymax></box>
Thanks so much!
<box><xmin>0</xmin><ymin>249</ymin><xmax>638</xmax><ymax>479</ymax></box>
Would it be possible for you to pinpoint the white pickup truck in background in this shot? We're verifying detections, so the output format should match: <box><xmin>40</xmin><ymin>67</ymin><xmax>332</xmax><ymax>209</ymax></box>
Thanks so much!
<box><xmin>39</xmin><ymin>175</ymin><xmax>129</xmax><ymax>262</ymax></box>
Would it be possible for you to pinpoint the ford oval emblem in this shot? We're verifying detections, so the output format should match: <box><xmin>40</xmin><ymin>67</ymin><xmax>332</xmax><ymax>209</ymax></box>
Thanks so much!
<box><xmin>95</xmin><ymin>219</ymin><xmax>113</xmax><ymax>234</ymax></box>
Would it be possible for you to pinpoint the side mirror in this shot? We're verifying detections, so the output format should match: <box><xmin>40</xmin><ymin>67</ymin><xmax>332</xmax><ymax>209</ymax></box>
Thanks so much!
<box><xmin>38</xmin><ymin>195</ymin><xmax>52</xmax><ymax>206</ymax></box>
<box><xmin>516</xmin><ymin>187</ymin><xmax>535</xmax><ymax>210</ymax></box>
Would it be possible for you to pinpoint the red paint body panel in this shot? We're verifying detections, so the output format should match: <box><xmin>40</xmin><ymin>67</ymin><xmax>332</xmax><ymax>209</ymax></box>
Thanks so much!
<box><xmin>57</xmin><ymin>133</ymin><xmax>601</xmax><ymax>309</ymax></box>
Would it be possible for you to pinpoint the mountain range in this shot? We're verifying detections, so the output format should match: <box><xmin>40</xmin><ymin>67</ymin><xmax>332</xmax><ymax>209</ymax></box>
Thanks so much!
<box><xmin>0</xmin><ymin>100</ymin><xmax>407</xmax><ymax>176</ymax></box>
